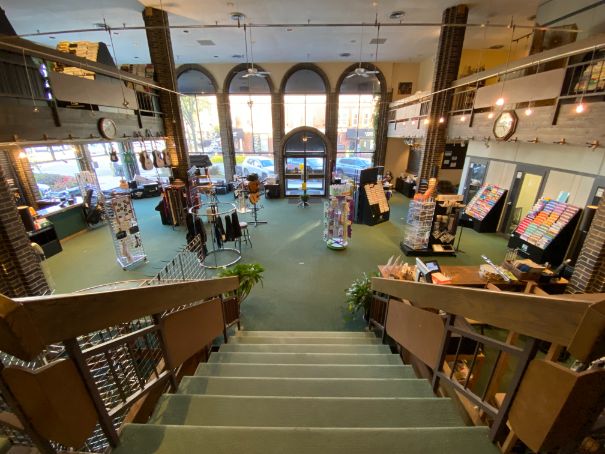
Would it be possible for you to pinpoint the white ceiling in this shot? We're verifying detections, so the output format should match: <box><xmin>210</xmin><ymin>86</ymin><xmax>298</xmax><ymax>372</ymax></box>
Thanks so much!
<box><xmin>3</xmin><ymin>0</ymin><xmax>540</xmax><ymax>64</ymax></box>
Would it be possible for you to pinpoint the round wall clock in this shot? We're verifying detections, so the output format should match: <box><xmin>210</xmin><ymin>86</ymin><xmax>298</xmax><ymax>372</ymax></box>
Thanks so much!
<box><xmin>98</xmin><ymin>118</ymin><xmax>117</xmax><ymax>139</ymax></box>
<box><xmin>493</xmin><ymin>110</ymin><xmax>518</xmax><ymax>141</ymax></box>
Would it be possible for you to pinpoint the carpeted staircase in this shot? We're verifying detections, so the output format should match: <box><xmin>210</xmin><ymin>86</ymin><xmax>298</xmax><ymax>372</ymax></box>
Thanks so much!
<box><xmin>116</xmin><ymin>331</ymin><xmax>499</xmax><ymax>453</ymax></box>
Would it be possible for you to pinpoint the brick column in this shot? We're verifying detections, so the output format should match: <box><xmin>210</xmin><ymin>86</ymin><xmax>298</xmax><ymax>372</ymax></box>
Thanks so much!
<box><xmin>142</xmin><ymin>7</ymin><xmax>189</xmax><ymax>181</ymax></box>
<box><xmin>272</xmin><ymin>92</ymin><xmax>284</xmax><ymax>197</ymax></box>
<box><xmin>418</xmin><ymin>4</ymin><xmax>468</xmax><ymax>182</ymax></box>
<box><xmin>325</xmin><ymin>91</ymin><xmax>339</xmax><ymax>177</ymax></box>
<box><xmin>216</xmin><ymin>92</ymin><xmax>235</xmax><ymax>181</ymax></box>
<box><xmin>0</xmin><ymin>165</ymin><xmax>49</xmax><ymax>297</ymax></box>
<box><xmin>6</xmin><ymin>148</ymin><xmax>40</xmax><ymax>208</ymax></box>
<box><xmin>567</xmin><ymin>196</ymin><xmax>605</xmax><ymax>293</ymax></box>
<box><xmin>375</xmin><ymin>90</ymin><xmax>393</xmax><ymax>167</ymax></box>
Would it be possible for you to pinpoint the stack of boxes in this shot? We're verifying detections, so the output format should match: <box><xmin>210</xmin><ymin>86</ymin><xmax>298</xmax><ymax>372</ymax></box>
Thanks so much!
<box><xmin>55</xmin><ymin>41</ymin><xmax>100</xmax><ymax>79</ymax></box>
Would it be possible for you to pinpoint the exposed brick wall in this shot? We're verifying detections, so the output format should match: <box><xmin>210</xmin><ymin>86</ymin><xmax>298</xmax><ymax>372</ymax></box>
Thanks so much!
<box><xmin>419</xmin><ymin>4</ymin><xmax>468</xmax><ymax>182</ymax></box>
<box><xmin>375</xmin><ymin>91</ymin><xmax>393</xmax><ymax>167</ymax></box>
<box><xmin>324</xmin><ymin>91</ymin><xmax>339</xmax><ymax>177</ymax></box>
<box><xmin>567</xmin><ymin>195</ymin><xmax>605</xmax><ymax>293</ymax></box>
<box><xmin>7</xmin><ymin>148</ymin><xmax>41</xmax><ymax>208</ymax></box>
<box><xmin>142</xmin><ymin>7</ymin><xmax>189</xmax><ymax>182</ymax></box>
<box><xmin>216</xmin><ymin>92</ymin><xmax>235</xmax><ymax>181</ymax></box>
<box><xmin>0</xmin><ymin>164</ymin><xmax>49</xmax><ymax>297</ymax></box>
<box><xmin>272</xmin><ymin>92</ymin><xmax>285</xmax><ymax>195</ymax></box>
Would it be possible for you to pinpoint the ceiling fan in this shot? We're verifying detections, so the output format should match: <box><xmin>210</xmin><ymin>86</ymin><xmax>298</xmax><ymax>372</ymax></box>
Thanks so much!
<box><xmin>241</xmin><ymin>24</ymin><xmax>270</xmax><ymax>79</ymax></box>
<box><xmin>345</xmin><ymin>22</ymin><xmax>380</xmax><ymax>79</ymax></box>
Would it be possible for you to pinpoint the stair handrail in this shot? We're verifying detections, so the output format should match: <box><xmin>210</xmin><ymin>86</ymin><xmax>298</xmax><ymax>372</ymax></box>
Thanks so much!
<box><xmin>0</xmin><ymin>277</ymin><xmax>239</xmax><ymax>362</ymax></box>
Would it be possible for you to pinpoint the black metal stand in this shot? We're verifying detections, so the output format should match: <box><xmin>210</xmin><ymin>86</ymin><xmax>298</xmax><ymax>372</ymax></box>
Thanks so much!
<box><xmin>455</xmin><ymin>225</ymin><xmax>465</xmax><ymax>253</ymax></box>
<box><xmin>248</xmin><ymin>200</ymin><xmax>268</xmax><ymax>226</ymax></box>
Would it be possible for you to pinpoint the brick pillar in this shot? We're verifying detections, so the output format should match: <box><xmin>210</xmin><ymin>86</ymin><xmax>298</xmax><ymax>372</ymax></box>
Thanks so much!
<box><xmin>567</xmin><ymin>196</ymin><xmax>605</xmax><ymax>293</ymax></box>
<box><xmin>142</xmin><ymin>7</ymin><xmax>189</xmax><ymax>181</ymax></box>
<box><xmin>375</xmin><ymin>90</ymin><xmax>393</xmax><ymax>166</ymax></box>
<box><xmin>216</xmin><ymin>92</ymin><xmax>235</xmax><ymax>181</ymax></box>
<box><xmin>325</xmin><ymin>91</ymin><xmax>339</xmax><ymax>177</ymax></box>
<box><xmin>0</xmin><ymin>165</ymin><xmax>49</xmax><ymax>297</ymax></box>
<box><xmin>418</xmin><ymin>4</ymin><xmax>468</xmax><ymax>183</ymax></box>
<box><xmin>272</xmin><ymin>92</ymin><xmax>284</xmax><ymax>197</ymax></box>
<box><xmin>4</xmin><ymin>148</ymin><xmax>40</xmax><ymax>208</ymax></box>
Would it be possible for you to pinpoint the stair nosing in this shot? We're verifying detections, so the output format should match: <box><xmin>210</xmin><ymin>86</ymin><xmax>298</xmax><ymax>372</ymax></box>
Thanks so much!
<box><xmin>159</xmin><ymin>394</ymin><xmax>447</xmax><ymax>402</ymax></box>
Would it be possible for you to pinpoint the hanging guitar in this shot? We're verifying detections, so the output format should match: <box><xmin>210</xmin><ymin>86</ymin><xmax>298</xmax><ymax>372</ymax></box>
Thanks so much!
<box><xmin>109</xmin><ymin>146</ymin><xmax>119</xmax><ymax>163</ymax></box>
<box><xmin>152</xmin><ymin>143</ymin><xmax>165</xmax><ymax>169</ymax></box>
<box><xmin>162</xmin><ymin>148</ymin><xmax>172</xmax><ymax>167</ymax></box>
<box><xmin>247</xmin><ymin>173</ymin><xmax>261</xmax><ymax>204</ymax></box>
<box><xmin>138</xmin><ymin>141</ymin><xmax>154</xmax><ymax>171</ymax></box>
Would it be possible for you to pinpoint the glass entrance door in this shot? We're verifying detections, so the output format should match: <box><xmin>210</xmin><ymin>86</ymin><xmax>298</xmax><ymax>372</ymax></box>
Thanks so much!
<box><xmin>283</xmin><ymin>129</ymin><xmax>327</xmax><ymax>197</ymax></box>
<box><xmin>463</xmin><ymin>159</ymin><xmax>488</xmax><ymax>204</ymax></box>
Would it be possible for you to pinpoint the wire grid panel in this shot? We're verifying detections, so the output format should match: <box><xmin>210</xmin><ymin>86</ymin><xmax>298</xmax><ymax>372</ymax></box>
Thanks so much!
<box><xmin>144</xmin><ymin>234</ymin><xmax>207</xmax><ymax>286</ymax></box>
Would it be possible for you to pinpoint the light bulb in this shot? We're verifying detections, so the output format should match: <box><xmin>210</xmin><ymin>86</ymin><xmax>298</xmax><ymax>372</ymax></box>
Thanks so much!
<box><xmin>438</xmin><ymin>117</ymin><xmax>445</xmax><ymax>123</ymax></box>
<box><xmin>487</xmin><ymin>112</ymin><xmax>494</xmax><ymax>119</ymax></box>
<box><xmin>460</xmin><ymin>116</ymin><xmax>466</xmax><ymax>122</ymax></box>
<box><xmin>18</xmin><ymin>151</ymin><xmax>27</xmax><ymax>159</ymax></box>
<box><xmin>525</xmin><ymin>107</ymin><xmax>533</xmax><ymax>116</ymax></box>
<box><xmin>575</xmin><ymin>103</ymin><xmax>585</xmax><ymax>113</ymax></box>
<box><xmin>423</xmin><ymin>118</ymin><xmax>429</xmax><ymax>125</ymax></box>
<box><xmin>495</xmin><ymin>97</ymin><xmax>505</xmax><ymax>106</ymax></box>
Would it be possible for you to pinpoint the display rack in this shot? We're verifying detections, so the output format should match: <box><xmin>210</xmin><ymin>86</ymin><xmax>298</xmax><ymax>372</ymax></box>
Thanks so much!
<box><xmin>508</xmin><ymin>198</ymin><xmax>582</xmax><ymax>266</ymax></box>
<box><xmin>401</xmin><ymin>200</ymin><xmax>436</xmax><ymax>255</ymax></box>
<box><xmin>189</xmin><ymin>202</ymin><xmax>242</xmax><ymax>269</ymax></box>
<box><xmin>323</xmin><ymin>184</ymin><xmax>353</xmax><ymax>250</ymax></box>
<box><xmin>463</xmin><ymin>184</ymin><xmax>507</xmax><ymax>233</ymax></box>
<box><xmin>162</xmin><ymin>185</ymin><xmax>187</xmax><ymax>226</ymax></box>
<box><xmin>428</xmin><ymin>195</ymin><xmax>464</xmax><ymax>255</ymax></box>
<box><xmin>358</xmin><ymin>182</ymin><xmax>390</xmax><ymax>226</ymax></box>
<box><xmin>106</xmin><ymin>194</ymin><xmax>147</xmax><ymax>269</ymax></box>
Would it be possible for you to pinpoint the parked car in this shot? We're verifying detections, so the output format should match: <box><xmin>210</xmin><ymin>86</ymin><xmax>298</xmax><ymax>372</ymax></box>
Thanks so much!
<box><xmin>285</xmin><ymin>158</ymin><xmax>324</xmax><ymax>175</ymax></box>
<box><xmin>335</xmin><ymin>157</ymin><xmax>372</xmax><ymax>178</ymax></box>
<box><xmin>238</xmin><ymin>156</ymin><xmax>275</xmax><ymax>179</ymax></box>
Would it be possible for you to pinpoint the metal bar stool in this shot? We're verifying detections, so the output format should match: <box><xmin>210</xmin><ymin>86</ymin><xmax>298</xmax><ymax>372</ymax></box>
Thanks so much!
<box><xmin>238</xmin><ymin>222</ymin><xmax>252</xmax><ymax>249</ymax></box>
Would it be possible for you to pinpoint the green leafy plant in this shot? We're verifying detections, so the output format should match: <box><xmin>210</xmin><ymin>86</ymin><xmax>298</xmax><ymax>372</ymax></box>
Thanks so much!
<box><xmin>218</xmin><ymin>263</ymin><xmax>264</xmax><ymax>303</ymax></box>
<box><xmin>345</xmin><ymin>272</ymin><xmax>376</xmax><ymax>317</ymax></box>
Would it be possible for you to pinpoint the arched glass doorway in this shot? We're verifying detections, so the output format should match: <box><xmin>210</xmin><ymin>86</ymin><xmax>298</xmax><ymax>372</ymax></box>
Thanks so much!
<box><xmin>283</xmin><ymin>128</ymin><xmax>327</xmax><ymax>196</ymax></box>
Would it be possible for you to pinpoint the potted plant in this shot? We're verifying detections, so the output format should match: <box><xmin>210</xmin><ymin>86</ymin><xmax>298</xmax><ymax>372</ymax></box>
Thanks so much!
<box><xmin>218</xmin><ymin>263</ymin><xmax>264</xmax><ymax>303</ymax></box>
<box><xmin>345</xmin><ymin>272</ymin><xmax>376</xmax><ymax>319</ymax></box>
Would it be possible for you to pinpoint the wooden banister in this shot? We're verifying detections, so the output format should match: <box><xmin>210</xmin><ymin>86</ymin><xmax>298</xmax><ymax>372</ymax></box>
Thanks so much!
<box><xmin>0</xmin><ymin>277</ymin><xmax>239</xmax><ymax>361</ymax></box>
<box><xmin>372</xmin><ymin>278</ymin><xmax>601</xmax><ymax>347</ymax></box>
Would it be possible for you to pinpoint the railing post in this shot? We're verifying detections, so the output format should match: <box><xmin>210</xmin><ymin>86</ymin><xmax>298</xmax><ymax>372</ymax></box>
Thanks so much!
<box><xmin>0</xmin><ymin>364</ymin><xmax>56</xmax><ymax>454</ymax></box>
<box><xmin>432</xmin><ymin>314</ymin><xmax>456</xmax><ymax>394</ymax></box>
<box><xmin>220</xmin><ymin>295</ymin><xmax>229</xmax><ymax>343</ymax></box>
<box><xmin>63</xmin><ymin>338</ymin><xmax>120</xmax><ymax>448</ymax></box>
<box><xmin>489</xmin><ymin>337</ymin><xmax>539</xmax><ymax>443</ymax></box>
<box><xmin>152</xmin><ymin>314</ymin><xmax>178</xmax><ymax>392</ymax></box>
<box><xmin>381</xmin><ymin>296</ymin><xmax>390</xmax><ymax>345</ymax></box>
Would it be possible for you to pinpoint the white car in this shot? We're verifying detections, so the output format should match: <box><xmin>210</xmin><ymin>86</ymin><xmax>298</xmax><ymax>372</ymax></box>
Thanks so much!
<box><xmin>238</xmin><ymin>156</ymin><xmax>275</xmax><ymax>179</ymax></box>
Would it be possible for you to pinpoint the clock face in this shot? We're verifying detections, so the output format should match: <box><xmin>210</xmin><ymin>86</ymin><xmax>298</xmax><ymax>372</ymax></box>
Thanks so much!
<box><xmin>98</xmin><ymin>118</ymin><xmax>117</xmax><ymax>139</ymax></box>
<box><xmin>493</xmin><ymin>111</ymin><xmax>518</xmax><ymax>141</ymax></box>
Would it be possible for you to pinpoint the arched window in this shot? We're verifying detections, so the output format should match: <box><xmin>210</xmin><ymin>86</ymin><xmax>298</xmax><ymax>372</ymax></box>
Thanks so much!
<box><xmin>177</xmin><ymin>67</ymin><xmax>224</xmax><ymax>179</ymax></box>
<box><xmin>283</xmin><ymin>68</ymin><xmax>327</xmax><ymax>133</ymax></box>
<box><xmin>336</xmin><ymin>65</ymin><xmax>383</xmax><ymax>174</ymax></box>
<box><xmin>283</xmin><ymin>128</ymin><xmax>327</xmax><ymax>196</ymax></box>
<box><xmin>228</xmin><ymin>67</ymin><xmax>274</xmax><ymax>178</ymax></box>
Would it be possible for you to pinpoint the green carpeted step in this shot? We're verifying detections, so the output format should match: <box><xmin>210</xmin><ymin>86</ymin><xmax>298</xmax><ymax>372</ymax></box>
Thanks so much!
<box><xmin>195</xmin><ymin>363</ymin><xmax>415</xmax><ymax>379</ymax></box>
<box><xmin>177</xmin><ymin>377</ymin><xmax>435</xmax><ymax>398</ymax></box>
<box><xmin>230</xmin><ymin>336</ymin><xmax>381</xmax><ymax>345</ymax></box>
<box><xmin>116</xmin><ymin>425</ymin><xmax>499</xmax><ymax>454</ymax></box>
<box><xmin>235</xmin><ymin>331</ymin><xmax>376</xmax><ymax>338</ymax></box>
<box><xmin>208</xmin><ymin>352</ymin><xmax>402</xmax><ymax>365</ymax></box>
<box><xmin>149</xmin><ymin>395</ymin><xmax>464</xmax><ymax>428</ymax></box>
<box><xmin>220</xmin><ymin>343</ymin><xmax>392</xmax><ymax>354</ymax></box>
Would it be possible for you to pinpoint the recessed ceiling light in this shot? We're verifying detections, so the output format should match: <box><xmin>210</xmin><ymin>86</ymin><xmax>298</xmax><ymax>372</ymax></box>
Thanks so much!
<box><xmin>370</xmin><ymin>38</ymin><xmax>387</xmax><ymax>45</ymax></box>
<box><xmin>183</xmin><ymin>30</ymin><xmax>189</xmax><ymax>33</ymax></box>
<box><xmin>113</xmin><ymin>32</ymin><xmax>119</xmax><ymax>35</ymax></box>
<box><xmin>214</xmin><ymin>55</ymin><xmax>219</xmax><ymax>58</ymax></box>
<box><xmin>389</xmin><ymin>11</ymin><xmax>405</xmax><ymax>20</ymax></box>
<box><xmin>286</xmin><ymin>28</ymin><xmax>293</xmax><ymax>32</ymax></box>
<box><xmin>232</xmin><ymin>54</ymin><xmax>244</xmax><ymax>58</ymax></box>
<box><xmin>49</xmin><ymin>36</ymin><xmax>56</xmax><ymax>39</ymax></box>
<box><xmin>197</xmin><ymin>39</ymin><xmax>216</xmax><ymax>46</ymax></box>
<box><xmin>134</xmin><ymin>56</ymin><xmax>139</xmax><ymax>59</ymax></box>
<box><xmin>350</xmin><ymin>40</ymin><xmax>356</xmax><ymax>43</ymax></box>
<box><xmin>339</xmin><ymin>52</ymin><xmax>351</xmax><ymax>57</ymax></box>
<box><xmin>489</xmin><ymin>44</ymin><xmax>504</xmax><ymax>49</ymax></box>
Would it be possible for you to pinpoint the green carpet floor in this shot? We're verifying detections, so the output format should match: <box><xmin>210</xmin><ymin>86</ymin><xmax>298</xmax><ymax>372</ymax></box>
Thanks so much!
<box><xmin>46</xmin><ymin>192</ymin><xmax>508</xmax><ymax>331</ymax></box>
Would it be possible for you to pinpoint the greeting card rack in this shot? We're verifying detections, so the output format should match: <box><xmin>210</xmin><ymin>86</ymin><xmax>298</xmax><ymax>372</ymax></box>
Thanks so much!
<box><xmin>463</xmin><ymin>184</ymin><xmax>508</xmax><ymax>233</ymax></box>
<box><xmin>106</xmin><ymin>193</ymin><xmax>147</xmax><ymax>269</ymax></box>
<box><xmin>323</xmin><ymin>184</ymin><xmax>353</xmax><ymax>250</ymax></box>
<box><xmin>401</xmin><ymin>199</ymin><xmax>436</xmax><ymax>255</ymax></box>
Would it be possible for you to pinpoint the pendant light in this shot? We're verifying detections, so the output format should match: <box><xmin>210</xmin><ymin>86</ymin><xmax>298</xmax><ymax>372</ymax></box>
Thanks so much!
<box><xmin>575</xmin><ymin>47</ymin><xmax>597</xmax><ymax>114</ymax></box>
<box><xmin>496</xmin><ymin>25</ymin><xmax>516</xmax><ymax>107</ymax></box>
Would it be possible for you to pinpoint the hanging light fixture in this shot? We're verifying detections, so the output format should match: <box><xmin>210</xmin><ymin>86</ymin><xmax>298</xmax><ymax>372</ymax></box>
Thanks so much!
<box><xmin>575</xmin><ymin>47</ymin><xmax>597</xmax><ymax>114</ymax></box>
<box><xmin>460</xmin><ymin>115</ymin><xmax>466</xmax><ymax>122</ymax></box>
<box><xmin>495</xmin><ymin>25</ymin><xmax>516</xmax><ymax>108</ymax></box>
<box><xmin>488</xmin><ymin>111</ymin><xmax>494</xmax><ymax>119</ymax></box>
<box><xmin>525</xmin><ymin>101</ymin><xmax>533</xmax><ymax>116</ymax></box>
<box><xmin>18</xmin><ymin>150</ymin><xmax>27</xmax><ymax>159</ymax></box>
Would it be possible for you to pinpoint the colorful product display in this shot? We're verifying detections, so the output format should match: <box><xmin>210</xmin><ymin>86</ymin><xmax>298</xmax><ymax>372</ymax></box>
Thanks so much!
<box><xmin>465</xmin><ymin>185</ymin><xmax>506</xmax><ymax>221</ymax></box>
<box><xmin>323</xmin><ymin>185</ymin><xmax>353</xmax><ymax>250</ymax></box>
<box><xmin>514</xmin><ymin>198</ymin><xmax>580</xmax><ymax>250</ymax></box>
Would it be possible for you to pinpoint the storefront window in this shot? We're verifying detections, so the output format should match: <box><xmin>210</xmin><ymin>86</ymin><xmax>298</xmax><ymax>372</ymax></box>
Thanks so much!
<box><xmin>229</xmin><ymin>69</ymin><xmax>274</xmax><ymax>179</ymax></box>
<box><xmin>284</xmin><ymin>68</ymin><xmax>327</xmax><ymax>133</ymax></box>
<box><xmin>25</xmin><ymin>144</ymin><xmax>82</xmax><ymax>198</ymax></box>
<box><xmin>177</xmin><ymin>68</ymin><xmax>225</xmax><ymax>179</ymax></box>
<box><xmin>337</xmin><ymin>68</ymin><xmax>381</xmax><ymax>164</ymax></box>
<box><xmin>86</xmin><ymin>142</ymin><xmax>130</xmax><ymax>190</ymax></box>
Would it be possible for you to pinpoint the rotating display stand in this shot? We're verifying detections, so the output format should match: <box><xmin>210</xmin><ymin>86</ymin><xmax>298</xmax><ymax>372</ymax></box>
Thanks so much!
<box><xmin>106</xmin><ymin>193</ymin><xmax>147</xmax><ymax>269</ymax></box>
<box><xmin>189</xmin><ymin>201</ymin><xmax>241</xmax><ymax>269</ymax></box>
<box><xmin>323</xmin><ymin>184</ymin><xmax>353</xmax><ymax>250</ymax></box>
